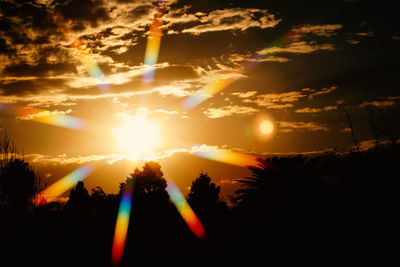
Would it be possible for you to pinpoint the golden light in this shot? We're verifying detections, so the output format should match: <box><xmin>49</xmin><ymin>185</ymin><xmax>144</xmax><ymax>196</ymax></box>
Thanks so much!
<box><xmin>113</xmin><ymin>114</ymin><xmax>162</xmax><ymax>159</ymax></box>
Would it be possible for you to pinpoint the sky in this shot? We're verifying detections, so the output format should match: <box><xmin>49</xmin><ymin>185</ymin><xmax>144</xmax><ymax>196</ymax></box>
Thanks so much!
<box><xmin>1</xmin><ymin>0</ymin><xmax>399</xmax><ymax>200</ymax></box>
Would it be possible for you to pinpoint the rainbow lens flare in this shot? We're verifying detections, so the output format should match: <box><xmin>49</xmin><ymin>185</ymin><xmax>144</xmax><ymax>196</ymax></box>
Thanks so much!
<box><xmin>111</xmin><ymin>181</ymin><xmax>134</xmax><ymax>267</ymax></box>
<box><xmin>193</xmin><ymin>146</ymin><xmax>259</xmax><ymax>167</ymax></box>
<box><xmin>39</xmin><ymin>164</ymin><xmax>93</xmax><ymax>204</ymax></box>
<box><xmin>142</xmin><ymin>1</ymin><xmax>166</xmax><ymax>83</ymax></box>
<box><xmin>0</xmin><ymin>102</ymin><xmax>85</xmax><ymax>130</ymax></box>
<box><xmin>182</xmin><ymin>29</ymin><xmax>302</xmax><ymax>110</ymax></box>
<box><xmin>167</xmin><ymin>180</ymin><xmax>206</xmax><ymax>240</ymax></box>
<box><xmin>53</xmin><ymin>13</ymin><xmax>109</xmax><ymax>92</ymax></box>
<box><xmin>182</xmin><ymin>73</ymin><xmax>238</xmax><ymax>110</ymax></box>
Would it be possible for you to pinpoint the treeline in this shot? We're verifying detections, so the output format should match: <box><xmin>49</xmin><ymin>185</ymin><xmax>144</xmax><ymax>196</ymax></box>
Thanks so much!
<box><xmin>0</xmin><ymin>133</ymin><xmax>398</xmax><ymax>266</ymax></box>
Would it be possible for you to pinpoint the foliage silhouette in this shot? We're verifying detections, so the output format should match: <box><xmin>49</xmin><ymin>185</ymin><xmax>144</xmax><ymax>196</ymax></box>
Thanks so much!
<box><xmin>0</xmin><ymin>132</ymin><xmax>41</xmax><ymax>217</ymax></box>
<box><xmin>1</xmin><ymin>133</ymin><xmax>398</xmax><ymax>266</ymax></box>
<box><xmin>187</xmin><ymin>172</ymin><xmax>228</xmax><ymax>235</ymax></box>
<box><xmin>64</xmin><ymin>181</ymin><xmax>91</xmax><ymax>219</ymax></box>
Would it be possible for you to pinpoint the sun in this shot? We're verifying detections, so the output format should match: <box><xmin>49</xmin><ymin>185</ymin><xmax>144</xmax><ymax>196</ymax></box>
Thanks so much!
<box><xmin>113</xmin><ymin>114</ymin><xmax>162</xmax><ymax>159</ymax></box>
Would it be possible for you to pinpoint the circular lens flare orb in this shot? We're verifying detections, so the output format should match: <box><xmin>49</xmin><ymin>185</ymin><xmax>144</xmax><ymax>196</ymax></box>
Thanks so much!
<box><xmin>254</xmin><ymin>113</ymin><xmax>276</xmax><ymax>141</ymax></box>
<box><xmin>259</xmin><ymin>120</ymin><xmax>274</xmax><ymax>135</ymax></box>
<box><xmin>113</xmin><ymin>114</ymin><xmax>162</xmax><ymax>159</ymax></box>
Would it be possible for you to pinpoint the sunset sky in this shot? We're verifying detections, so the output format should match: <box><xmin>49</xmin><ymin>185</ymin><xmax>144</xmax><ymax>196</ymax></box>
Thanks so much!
<box><xmin>1</xmin><ymin>0</ymin><xmax>399</xmax><ymax>199</ymax></box>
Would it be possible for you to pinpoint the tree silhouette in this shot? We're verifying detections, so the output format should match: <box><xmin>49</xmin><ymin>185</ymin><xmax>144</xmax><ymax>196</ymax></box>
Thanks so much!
<box><xmin>188</xmin><ymin>172</ymin><xmax>220</xmax><ymax>206</ymax></box>
<box><xmin>0</xmin><ymin>158</ymin><xmax>36</xmax><ymax>216</ymax></box>
<box><xmin>235</xmin><ymin>155</ymin><xmax>318</xmax><ymax>202</ymax></box>
<box><xmin>233</xmin><ymin>155</ymin><xmax>322</xmax><ymax>235</ymax></box>
<box><xmin>118</xmin><ymin>161</ymin><xmax>176</xmax><ymax>244</ymax></box>
<box><xmin>64</xmin><ymin>181</ymin><xmax>91</xmax><ymax>219</ymax></box>
<box><xmin>119</xmin><ymin>161</ymin><xmax>169</xmax><ymax>202</ymax></box>
<box><xmin>187</xmin><ymin>172</ymin><xmax>228</xmax><ymax>233</ymax></box>
<box><xmin>0</xmin><ymin>132</ymin><xmax>39</xmax><ymax>216</ymax></box>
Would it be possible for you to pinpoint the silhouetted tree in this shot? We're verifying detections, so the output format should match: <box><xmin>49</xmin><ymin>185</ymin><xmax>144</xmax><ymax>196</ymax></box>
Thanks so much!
<box><xmin>0</xmin><ymin>158</ymin><xmax>36</xmax><ymax>215</ymax></box>
<box><xmin>188</xmin><ymin>172</ymin><xmax>220</xmax><ymax>206</ymax></box>
<box><xmin>235</xmin><ymin>156</ymin><xmax>317</xmax><ymax>206</ymax></box>
<box><xmin>0</xmin><ymin>132</ymin><xmax>39</xmax><ymax>216</ymax></box>
<box><xmin>64</xmin><ymin>181</ymin><xmax>91</xmax><ymax>218</ymax></box>
<box><xmin>119</xmin><ymin>161</ymin><xmax>176</xmax><ymax>243</ymax></box>
<box><xmin>187</xmin><ymin>172</ymin><xmax>228</xmax><ymax>232</ymax></box>
<box><xmin>119</xmin><ymin>161</ymin><xmax>169</xmax><ymax>202</ymax></box>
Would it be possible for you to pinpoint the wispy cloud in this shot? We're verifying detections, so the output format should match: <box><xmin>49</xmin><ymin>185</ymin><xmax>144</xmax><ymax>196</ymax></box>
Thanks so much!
<box><xmin>361</xmin><ymin>100</ymin><xmax>396</xmax><ymax>107</ymax></box>
<box><xmin>258</xmin><ymin>41</ymin><xmax>335</xmax><ymax>55</ymax></box>
<box><xmin>180</xmin><ymin>8</ymin><xmax>281</xmax><ymax>35</ymax></box>
<box><xmin>296</xmin><ymin>24</ymin><xmax>343</xmax><ymax>37</ymax></box>
<box><xmin>295</xmin><ymin>105</ymin><xmax>336</xmax><ymax>113</ymax></box>
<box><xmin>231</xmin><ymin>91</ymin><xmax>258</xmax><ymax>98</ymax></box>
<box><xmin>203</xmin><ymin>105</ymin><xmax>258</xmax><ymax>119</ymax></box>
<box><xmin>278</xmin><ymin>121</ymin><xmax>330</xmax><ymax>132</ymax></box>
<box><xmin>308</xmin><ymin>86</ymin><xmax>337</xmax><ymax>99</ymax></box>
<box><xmin>243</xmin><ymin>91</ymin><xmax>306</xmax><ymax>108</ymax></box>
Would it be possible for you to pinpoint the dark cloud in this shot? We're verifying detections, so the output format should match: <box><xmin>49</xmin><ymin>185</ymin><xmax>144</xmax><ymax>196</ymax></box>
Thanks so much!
<box><xmin>0</xmin><ymin>78</ymin><xmax>66</xmax><ymax>96</ymax></box>
<box><xmin>0</xmin><ymin>38</ymin><xmax>16</xmax><ymax>54</ymax></box>
<box><xmin>54</xmin><ymin>0</ymin><xmax>110</xmax><ymax>29</ymax></box>
<box><xmin>0</xmin><ymin>1</ymin><xmax>57</xmax><ymax>44</ymax></box>
<box><xmin>3</xmin><ymin>62</ymin><xmax>76</xmax><ymax>77</ymax></box>
<box><xmin>130</xmin><ymin>4</ymin><xmax>153</xmax><ymax>20</ymax></box>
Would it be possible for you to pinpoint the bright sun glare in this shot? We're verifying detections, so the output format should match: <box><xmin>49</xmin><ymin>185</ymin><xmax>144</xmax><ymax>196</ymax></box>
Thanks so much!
<box><xmin>113</xmin><ymin>114</ymin><xmax>162</xmax><ymax>159</ymax></box>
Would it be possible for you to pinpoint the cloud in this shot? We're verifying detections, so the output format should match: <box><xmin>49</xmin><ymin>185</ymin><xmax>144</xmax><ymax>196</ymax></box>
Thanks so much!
<box><xmin>180</xmin><ymin>8</ymin><xmax>281</xmax><ymax>35</ymax></box>
<box><xmin>308</xmin><ymin>86</ymin><xmax>337</xmax><ymax>99</ymax></box>
<box><xmin>295</xmin><ymin>105</ymin><xmax>336</xmax><ymax>113</ymax></box>
<box><xmin>361</xmin><ymin>100</ymin><xmax>396</xmax><ymax>108</ymax></box>
<box><xmin>278</xmin><ymin>121</ymin><xmax>329</xmax><ymax>132</ymax></box>
<box><xmin>258</xmin><ymin>41</ymin><xmax>335</xmax><ymax>55</ymax></box>
<box><xmin>356</xmin><ymin>31</ymin><xmax>375</xmax><ymax>37</ymax></box>
<box><xmin>229</xmin><ymin>53</ymin><xmax>291</xmax><ymax>64</ymax></box>
<box><xmin>243</xmin><ymin>91</ymin><xmax>306</xmax><ymax>108</ymax></box>
<box><xmin>203</xmin><ymin>105</ymin><xmax>258</xmax><ymax>119</ymax></box>
<box><xmin>340</xmin><ymin>127</ymin><xmax>352</xmax><ymax>133</ymax></box>
<box><xmin>357</xmin><ymin>139</ymin><xmax>392</xmax><ymax>152</ymax></box>
<box><xmin>346</xmin><ymin>39</ymin><xmax>360</xmax><ymax>45</ymax></box>
<box><xmin>296</xmin><ymin>24</ymin><xmax>343</xmax><ymax>37</ymax></box>
<box><xmin>231</xmin><ymin>91</ymin><xmax>257</xmax><ymax>98</ymax></box>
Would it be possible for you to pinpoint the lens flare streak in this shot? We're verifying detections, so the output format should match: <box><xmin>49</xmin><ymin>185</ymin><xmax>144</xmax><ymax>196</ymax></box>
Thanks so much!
<box><xmin>142</xmin><ymin>1</ymin><xmax>166</xmax><ymax>83</ymax></box>
<box><xmin>182</xmin><ymin>29</ymin><xmax>303</xmax><ymax>110</ymax></box>
<box><xmin>193</xmin><ymin>146</ymin><xmax>259</xmax><ymax>167</ymax></box>
<box><xmin>53</xmin><ymin>13</ymin><xmax>109</xmax><ymax>92</ymax></box>
<box><xmin>167</xmin><ymin>180</ymin><xmax>206</xmax><ymax>240</ymax></box>
<box><xmin>111</xmin><ymin>182</ymin><xmax>134</xmax><ymax>267</ymax></box>
<box><xmin>39</xmin><ymin>164</ymin><xmax>93</xmax><ymax>204</ymax></box>
<box><xmin>0</xmin><ymin>102</ymin><xmax>85</xmax><ymax>130</ymax></box>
